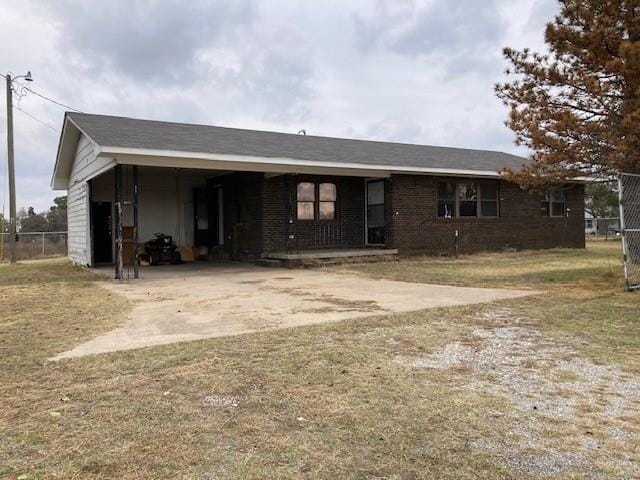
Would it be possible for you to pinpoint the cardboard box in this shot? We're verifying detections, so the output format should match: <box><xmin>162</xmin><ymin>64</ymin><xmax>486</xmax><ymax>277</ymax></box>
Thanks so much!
<box><xmin>178</xmin><ymin>246</ymin><xmax>195</xmax><ymax>262</ymax></box>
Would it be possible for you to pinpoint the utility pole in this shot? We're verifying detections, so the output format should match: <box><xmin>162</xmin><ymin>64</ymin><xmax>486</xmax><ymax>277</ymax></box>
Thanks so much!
<box><xmin>5</xmin><ymin>74</ymin><xmax>16</xmax><ymax>263</ymax></box>
<box><xmin>4</xmin><ymin>71</ymin><xmax>32</xmax><ymax>264</ymax></box>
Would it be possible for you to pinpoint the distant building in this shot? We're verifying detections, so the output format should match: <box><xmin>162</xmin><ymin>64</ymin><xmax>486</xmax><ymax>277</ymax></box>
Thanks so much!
<box><xmin>585</xmin><ymin>209</ymin><xmax>619</xmax><ymax>236</ymax></box>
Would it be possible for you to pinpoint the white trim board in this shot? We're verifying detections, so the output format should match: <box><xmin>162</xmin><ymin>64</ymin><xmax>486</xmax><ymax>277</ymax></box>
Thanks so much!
<box><xmin>99</xmin><ymin>146</ymin><xmax>504</xmax><ymax>178</ymax></box>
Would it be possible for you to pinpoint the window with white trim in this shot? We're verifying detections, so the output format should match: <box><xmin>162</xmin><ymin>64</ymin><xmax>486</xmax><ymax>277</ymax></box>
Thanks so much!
<box><xmin>543</xmin><ymin>188</ymin><xmax>566</xmax><ymax>217</ymax></box>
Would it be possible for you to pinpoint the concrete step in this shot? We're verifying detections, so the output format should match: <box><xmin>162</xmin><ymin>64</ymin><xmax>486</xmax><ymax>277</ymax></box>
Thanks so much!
<box><xmin>264</xmin><ymin>248</ymin><xmax>398</xmax><ymax>261</ymax></box>
<box><xmin>255</xmin><ymin>258</ymin><xmax>286</xmax><ymax>268</ymax></box>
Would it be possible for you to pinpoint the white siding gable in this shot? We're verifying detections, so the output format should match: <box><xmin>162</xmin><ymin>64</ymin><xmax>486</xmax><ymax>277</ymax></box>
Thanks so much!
<box><xmin>69</xmin><ymin>134</ymin><xmax>114</xmax><ymax>185</ymax></box>
<box><xmin>66</xmin><ymin>134</ymin><xmax>114</xmax><ymax>265</ymax></box>
<box><xmin>67</xmin><ymin>180</ymin><xmax>89</xmax><ymax>265</ymax></box>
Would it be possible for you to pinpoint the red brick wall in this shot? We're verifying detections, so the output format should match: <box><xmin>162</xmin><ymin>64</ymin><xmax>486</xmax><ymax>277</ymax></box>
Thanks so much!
<box><xmin>262</xmin><ymin>174</ymin><xmax>365</xmax><ymax>253</ymax></box>
<box><xmin>387</xmin><ymin>174</ymin><xmax>585</xmax><ymax>255</ymax></box>
<box><xmin>217</xmin><ymin>172</ymin><xmax>585</xmax><ymax>259</ymax></box>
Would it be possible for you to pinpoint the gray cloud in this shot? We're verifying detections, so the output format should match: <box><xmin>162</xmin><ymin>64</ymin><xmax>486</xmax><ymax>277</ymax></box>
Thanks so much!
<box><xmin>397</xmin><ymin>1</ymin><xmax>504</xmax><ymax>56</ymax></box>
<box><xmin>353</xmin><ymin>0</ymin><xmax>507</xmax><ymax>75</ymax></box>
<box><xmin>357</xmin><ymin>118</ymin><xmax>424</xmax><ymax>145</ymax></box>
<box><xmin>46</xmin><ymin>1</ymin><xmax>256</xmax><ymax>83</ymax></box>
<box><xmin>197</xmin><ymin>29</ymin><xmax>316</xmax><ymax>124</ymax></box>
<box><xmin>0</xmin><ymin>0</ymin><xmax>552</xmax><ymax>212</ymax></box>
<box><xmin>525</xmin><ymin>0</ymin><xmax>560</xmax><ymax>34</ymax></box>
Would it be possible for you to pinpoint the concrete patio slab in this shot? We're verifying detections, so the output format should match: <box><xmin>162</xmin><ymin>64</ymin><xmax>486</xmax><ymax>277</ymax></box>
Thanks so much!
<box><xmin>51</xmin><ymin>263</ymin><xmax>533</xmax><ymax>360</ymax></box>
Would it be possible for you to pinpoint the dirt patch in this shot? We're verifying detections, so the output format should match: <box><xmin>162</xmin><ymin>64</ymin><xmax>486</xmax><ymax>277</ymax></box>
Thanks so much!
<box><xmin>305</xmin><ymin>294</ymin><xmax>386</xmax><ymax>312</ymax></box>
<box><xmin>397</xmin><ymin>308</ymin><xmax>640</xmax><ymax>478</ymax></box>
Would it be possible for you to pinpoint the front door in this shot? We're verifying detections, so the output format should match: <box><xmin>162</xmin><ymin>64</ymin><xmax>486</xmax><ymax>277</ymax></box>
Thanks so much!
<box><xmin>194</xmin><ymin>186</ymin><xmax>223</xmax><ymax>247</ymax></box>
<box><xmin>194</xmin><ymin>188</ymin><xmax>211</xmax><ymax>247</ymax></box>
<box><xmin>366</xmin><ymin>180</ymin><xmax>385</xmax><ymax>245</ymax></box>
<box><xmin>91</xmin><ymin>202</ymin><xmax>112</xmax><ymax>263</ymax></box>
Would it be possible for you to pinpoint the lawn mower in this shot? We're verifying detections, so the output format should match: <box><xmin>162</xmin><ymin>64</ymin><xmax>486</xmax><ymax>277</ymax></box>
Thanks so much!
<box><xmin>139</xmin><ymin>233</ymin><xmax>182</xmax><ymax>266</ymax></box>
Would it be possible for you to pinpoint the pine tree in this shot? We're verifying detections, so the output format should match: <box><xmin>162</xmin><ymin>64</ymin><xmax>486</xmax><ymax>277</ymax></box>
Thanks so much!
<box><xmin>496</xmin><ymin>0</ymin><xmax>640</xmax><ymax>189</ymax></box>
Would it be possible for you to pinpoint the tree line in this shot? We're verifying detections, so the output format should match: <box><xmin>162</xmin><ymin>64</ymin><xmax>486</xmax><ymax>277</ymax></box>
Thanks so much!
<box><xmin>0</xmin><ymin>196</ymin><xmax>67</xmax><ymax>233</ymax></box>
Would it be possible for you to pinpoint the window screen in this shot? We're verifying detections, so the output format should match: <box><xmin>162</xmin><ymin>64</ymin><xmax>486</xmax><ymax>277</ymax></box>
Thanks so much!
<box><xmin>367</xmin><ymin>180</ymin><xmax>384</xmax><ymax>205</ymax></box>
<box><xmin>480</xmin><ymin>183</ymin><xmax>498</xmax><ymax>217</ymax></box>
<box><xmin>457</xmin><ymin>182</ymin><xmax>478</xmax><ymax>217</ymax></box>
<box><xmin>544</xmin><ymin>188</ymin><xmax>566</xmax><ymax>217</ymax></box>
<box><xmin>437</xmin><ymin>182</ymin><xmax>455</xmax><ymax>218</ymax></box>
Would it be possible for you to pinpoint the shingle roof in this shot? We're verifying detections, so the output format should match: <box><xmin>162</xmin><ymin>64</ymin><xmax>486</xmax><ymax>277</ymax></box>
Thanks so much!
<box><xmin>67</xmin><ymin>112</ymin><xmax>528</xmax><ymax>173</ymax></box>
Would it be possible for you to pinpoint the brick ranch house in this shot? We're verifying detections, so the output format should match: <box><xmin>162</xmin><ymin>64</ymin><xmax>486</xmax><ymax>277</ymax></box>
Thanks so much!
<box><xmin>51</xmin><ymin>113</ymin><xmax>585</xmax><ymax>270</ymax></box>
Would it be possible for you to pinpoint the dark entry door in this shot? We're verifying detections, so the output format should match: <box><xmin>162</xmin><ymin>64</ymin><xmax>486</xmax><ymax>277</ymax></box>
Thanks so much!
<box><xmin>366</xmin><ymin>180</ymin><xmax>385</xmax><ymax>245</ymax></box>
<box><xmin>194</xmin><ymin>188</ymin><xmax>211</xmax><ymax>247</ymax></box>
<box><xmin>194</xmin><ymin>187</ymin><xmax>222</xmax><ymax>247</ymax></box>
<box><xmin>91</xmin><ymin>202</ymin><xmax>112</xmax><ymax>263</ymax></box>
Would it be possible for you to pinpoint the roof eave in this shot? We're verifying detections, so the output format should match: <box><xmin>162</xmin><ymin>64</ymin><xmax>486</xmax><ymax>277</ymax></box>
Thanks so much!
<box><xmin>51</xmin><ymin>114</ymin><xmax>82</xmax><ymax>190</ymax></box>
<box><xmin>50</xmin><ymin>113</ymin><xmax>71</xmax><ymax>190</ymax></box>
<box><xmin>98</xmin><ymin>146</ymin><xmax>505</xmax><ymax>178</ymax></box>
<box><xmin>51</xmin><ymin>114</ymin><xmax>99</xmax><ymax>190</ymax></box>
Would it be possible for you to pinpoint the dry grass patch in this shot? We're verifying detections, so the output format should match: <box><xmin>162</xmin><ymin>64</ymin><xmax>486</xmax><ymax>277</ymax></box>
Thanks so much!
<box><xmin>1</xmin><ymin>305</ymin><xmax>519</xmax><ymax>479</ymax></box>
<box><xmin>337</xmin><ymin>242</ymin><xmax>640</xmax><ymax>372</ymax></box>
<box><xmin>336</xmin><ymin>242</ymin><xmax>640</xmax><ymax>477</ymax></box>
<box><xmin>0</xmin><ymin>258</ymin><xmax>130</xmax><ymax>372</ymax></box>
<box><xmin>3</xmin><ymin>244</ymin><xmax>640</xmax><ymax>479</ymax></box>
<box><xmin>1</xmin><ymin>260</ymin><xmax>516</xmax><ymax>479</ymax></box>
<box><xmin>332</xmin><ymin>242</ymin><xmax>620</xmax><ymax>289</ymax></box>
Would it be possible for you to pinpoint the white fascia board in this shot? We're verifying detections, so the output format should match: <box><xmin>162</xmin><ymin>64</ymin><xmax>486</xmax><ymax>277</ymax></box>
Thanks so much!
<box><xmin>98</xmin><ymin>146</ymin><xmax>503</xmax><ymax>178</ymax></box>
<box><xmin>111</xmin><ymin>153</ymin><xmax>391</xmax><ymax>178</ymax></box>
<box><xmin>51</xmin><ymin>116</ymin><xmax>101</xmax><ymax>190</ymax></box>
<box><xmin>51</xmin><ymin>117</ymin><xmax>73</xmax><ymax>189</ymax></box>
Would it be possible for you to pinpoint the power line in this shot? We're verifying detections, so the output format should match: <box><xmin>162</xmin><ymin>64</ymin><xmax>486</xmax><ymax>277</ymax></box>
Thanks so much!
<box><xmin>1</xmin><ymin>73</ymin><xmax>82</xmax><ymax>112</ymax></box>
<box><xmin>18</xmin><ymin>84</ymin><xmax>82</xmax><ymax>113</ymax></box>
<box><xmin>13</xmin><ymin>105</ymin><xmax>61</xmax><ymax>133</ymax></box>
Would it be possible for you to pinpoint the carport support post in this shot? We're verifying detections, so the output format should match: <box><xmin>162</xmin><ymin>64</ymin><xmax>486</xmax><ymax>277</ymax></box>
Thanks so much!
<box><xmin>114</xmin><ymin>165</ymin><xmax>124</xmax><ymax>280</ymax></box>
<box><xmin>132</xmin><ymin>165</ymin><xmax>139</xmax><ymax>279</ymax></box>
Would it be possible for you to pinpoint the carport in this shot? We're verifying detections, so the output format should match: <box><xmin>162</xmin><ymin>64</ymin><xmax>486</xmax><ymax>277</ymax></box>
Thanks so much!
<box><xmin>88</xmin><ymin>164</ymin><xmax>229</xmax><ymax>278</ymax></box>
<box><xmin>88</xmin><ymin>163</ymin><xmax>396</xmax><ymax>279</ymax></box>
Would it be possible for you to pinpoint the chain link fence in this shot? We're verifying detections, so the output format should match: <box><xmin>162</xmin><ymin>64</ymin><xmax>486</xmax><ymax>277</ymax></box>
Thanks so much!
<box><xmin>585</xmin><ymin>217</ymin><xmax>620</xmax><ymax>240</ymax></box>
<box><xmin>619</xmin><ymin>173</ymin><xmax>640</xmax><ymax>291</ymax></box>
<box><xmin>0</xmin><ymin>232</ymin><xmax>67</xmax><ymax>261</ymax></box>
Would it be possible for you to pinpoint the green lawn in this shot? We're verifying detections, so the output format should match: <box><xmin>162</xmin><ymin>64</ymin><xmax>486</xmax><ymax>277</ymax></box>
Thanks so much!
<box><xmin>1</xmin><ymin>242</ymin><xmax>638</xmax><ymax>479</ymax></box>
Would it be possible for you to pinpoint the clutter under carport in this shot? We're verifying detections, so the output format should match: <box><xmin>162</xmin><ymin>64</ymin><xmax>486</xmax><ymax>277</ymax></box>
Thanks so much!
<box><xmin>137</xmin><ymin>233</ymin><xmax>182</xmax><ymax>266</ymax></box>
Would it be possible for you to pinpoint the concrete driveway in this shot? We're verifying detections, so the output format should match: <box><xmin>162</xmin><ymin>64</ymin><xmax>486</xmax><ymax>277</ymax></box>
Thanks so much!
<box><xmin>52</xmin><ymin>263</ymin><xmax>532</xmax><ymax>359</ymax></box>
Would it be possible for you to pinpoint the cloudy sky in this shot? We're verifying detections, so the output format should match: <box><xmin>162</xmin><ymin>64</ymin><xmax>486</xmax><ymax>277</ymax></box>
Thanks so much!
<box><xmin>0</xmin><ymin>0</ymin><xmax>557</xmax><ymax>212</ymax></box>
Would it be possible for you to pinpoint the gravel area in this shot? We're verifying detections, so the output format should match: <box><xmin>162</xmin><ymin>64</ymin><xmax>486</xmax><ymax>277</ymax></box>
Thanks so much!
<box><xmin>397</xmin><ymin>308</ymin><xmax>640</xmax><ymax>479</ymax></box>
